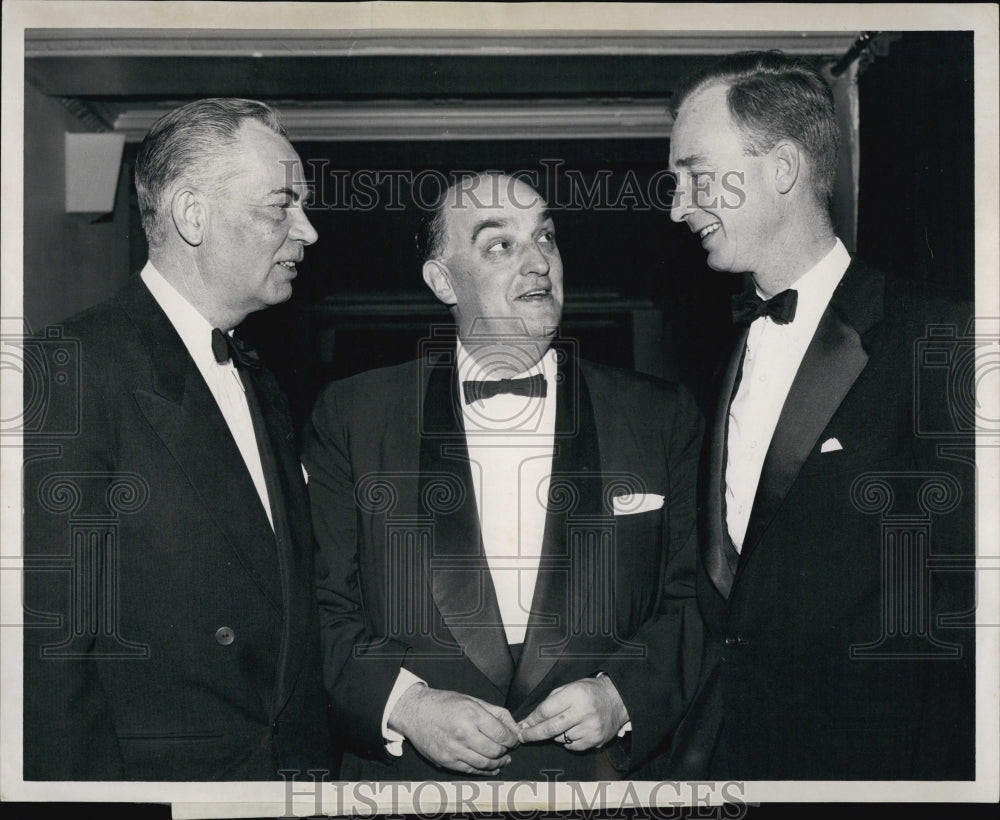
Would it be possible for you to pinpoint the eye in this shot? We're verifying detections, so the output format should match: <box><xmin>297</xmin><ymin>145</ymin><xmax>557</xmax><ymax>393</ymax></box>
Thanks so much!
<box><xmin>486</xmin><ymin>239</ymin><xmax>511</xmax><ymax>254</ymax></box>
<box><xmin>538</xmin><ymin>230</ymin><xmax>556</xmax><ymax>246</ymax></box>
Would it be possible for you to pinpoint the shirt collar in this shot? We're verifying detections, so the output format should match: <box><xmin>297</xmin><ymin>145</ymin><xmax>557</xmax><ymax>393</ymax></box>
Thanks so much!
<box><xmin>456</xmin><ymin>339</ymin><xmax>556</xmax><ymax>387</ymax></box>
<box><xmin>140</xmin><ymin>261</ymin><xmax>226</xmax><ymax>373</ymax></box>
<box><xmin>759</xmin><ymin>237</ymin><xmax>851</xmax><ymax>329</ymax></box>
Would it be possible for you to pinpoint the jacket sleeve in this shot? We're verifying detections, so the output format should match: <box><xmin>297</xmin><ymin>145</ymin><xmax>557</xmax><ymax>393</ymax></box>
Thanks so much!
<box><xmin>598</xmin><ymin>383</ymin><xmax>705</xmax><ymax>772</ymax></box>
<box><xmin>22</xmin><ymin>331</ymin><xmax>126</xmax><ymax>780</ymax></box>
<box><xmin>301</xmin><ymin>383</ymin><xmax>410</xmax><ymax>761</ymax></box>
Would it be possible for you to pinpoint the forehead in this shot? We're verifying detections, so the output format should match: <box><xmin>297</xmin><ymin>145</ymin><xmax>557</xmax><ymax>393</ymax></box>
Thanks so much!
<box><xmin>443</xmin><ymin>177</ymin><xmax>548</xmax><ymax>238</ymax></box>
<box><xmin>229</xmin><ymin>121</ymin><xmax>307</xmax><ymax>189</ymax></box>
<box><xmin>670</xmin><ymin>84</ymin><xmax>742</xmax><ymax>164</ymax></box>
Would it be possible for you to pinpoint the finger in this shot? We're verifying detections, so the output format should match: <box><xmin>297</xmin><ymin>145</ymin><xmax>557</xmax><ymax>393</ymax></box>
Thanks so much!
<box><xmin>455</xmin><ymin>747</ymin><xmax>512</xmax><ymax>773</ymax></box>
<box><xmin>476</xmin><ymin>703</ymin><xmax>521</xmax><ymax>746</ymax></box>
<box><xmin>519</xmin><ymin>709</ymin><xmax>576</xmax><ymax>743</ymax></box>
<box><xmin>564</xmin><ymin>731</ymin><xmax>599</xmax><ymax>751</ymax></box>
<box><xmin>451</xmin><ymin>760</ymin><xmax>504</xmax><ymax>777</ymax></box>
<box><xmin>517</xmin><ymin>690</ymin><xmax>571</xmax><ymax>731</ymax></box>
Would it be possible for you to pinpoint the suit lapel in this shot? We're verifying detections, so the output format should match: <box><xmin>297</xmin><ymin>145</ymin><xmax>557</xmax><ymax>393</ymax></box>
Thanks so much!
<box><xmin>243</xmin><ymin>363</ymin><xmax>312</xmax><ymax>716</ymax></box>
<box><xmin>120</xmin><ymin>278</ymin><xmax>282</xmax><ymax>611</ymax></box>
<box><xmin>704</xmin><ymin>330</ymin><xmax>748</xmax><ymax>600</ymax></box>
<box><xmin>739</xmin><ymin>259</ymin><xmax>883</xmax><ymax>564</ymax></box>
<box><xmin>419</xmin><ymin>356</ymin><xmax>515</xmax><ymax>693</ymax></box>
<box><xmin>509</xmin><ymin>347</ymin><xmax>603</xmax><ymax>708</ymax></box>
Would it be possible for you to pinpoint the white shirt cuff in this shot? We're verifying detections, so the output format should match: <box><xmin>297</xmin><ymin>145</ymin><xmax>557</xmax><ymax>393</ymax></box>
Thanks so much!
<box><xmin>381</xmin><ymin>668</ymin><xmax>426</xmax><ymax>757</ymax></box>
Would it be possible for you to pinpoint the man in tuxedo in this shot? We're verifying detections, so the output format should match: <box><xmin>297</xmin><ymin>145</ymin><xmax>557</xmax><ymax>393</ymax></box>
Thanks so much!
<box><xmin>665</xmin><ymin>51</ymin><xmax>976</xmax><ymax>779</ymax></box>
<box><xmin>22</xmin><ymin>98</ymin><xmax>334</xmax><ymax>780</ymax></box>
<box><xmin>302</xmin><ymin>173</ymin><xmax>704</xmax><ymax>780</ymax></box>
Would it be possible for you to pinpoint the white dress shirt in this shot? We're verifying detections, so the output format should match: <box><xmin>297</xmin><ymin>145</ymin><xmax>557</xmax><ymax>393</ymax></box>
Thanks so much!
<box><xmin>459</xmin><ymin>342</ymin><xmax>558</xmax><ymax>644</ymax></box>
<box><xmin>726</xmin><ymin>239</ymin><xmax>851</xmax><ymax>551</ymax></box>
<box><xmin>381</xmin><ymin>342</ymin><xmax>557</xmax><ymax>753</ymax></box>
<box><xmin>141</xmin><ymin>262</ymin><xmax>273</xmax><ymax>529</ymax></box>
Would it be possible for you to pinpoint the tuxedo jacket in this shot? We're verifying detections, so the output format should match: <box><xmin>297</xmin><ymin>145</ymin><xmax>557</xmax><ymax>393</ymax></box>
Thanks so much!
<box><xmin>667</xmin><ymin>257</ymin><xmax>976</xmax><ymax>780</ymax></box>
<box><xmin>22</xmin><ymin>275</ymin><xmax>333</xmax><ymax>780</ymax></box>
<box><xmin>302</xmin><ymin>344</ymin><xmax>704</xmax><ymax>781</ymax></box>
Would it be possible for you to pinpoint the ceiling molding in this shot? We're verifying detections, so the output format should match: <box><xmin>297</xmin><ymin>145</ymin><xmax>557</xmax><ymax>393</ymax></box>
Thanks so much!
<box><xmin>24</xmin><ymin>29</ymin><xmax>860</xmax><ymax>58</ymax></box>
<box><xmin>24</xmin><ymin>29</ymin><xmax>856</xmax><ymax>142</ymax></box>
<box><xmin>109</xmin><ymin>99</ymin><xmax>675</xmax><ymax>142</ymax></box>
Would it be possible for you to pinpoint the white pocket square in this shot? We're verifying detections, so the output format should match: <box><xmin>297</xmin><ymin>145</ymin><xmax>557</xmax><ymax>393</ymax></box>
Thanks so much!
<box><xmin>613</xmin><ymin>493</ymin><xmax>665</xmax><ymax>515</ymax></box>
<box><xmin>820</xmin><ymin>437</ymin><xmax>843</xmax><ymax>453</ymax></box>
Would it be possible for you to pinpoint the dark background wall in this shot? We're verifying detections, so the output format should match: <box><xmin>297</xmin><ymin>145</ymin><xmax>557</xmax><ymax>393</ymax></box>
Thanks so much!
<box><xmin>856</xmin><ymin>31</ymin><xmax>975</xmax><ymax>302</ymax></box>
<box><xmin>28</xmin><ymin>31</ymin><xmax>977</xmax><ymax>431</ymax></box>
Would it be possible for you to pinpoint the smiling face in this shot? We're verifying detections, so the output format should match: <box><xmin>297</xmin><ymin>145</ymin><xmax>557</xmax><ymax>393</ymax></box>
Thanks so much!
<box><xmin>669</xmin><ymin>84</ymin><xmax>783</xmax><ymax>278</ymax></box>
<box><xmin>427</xmin><ymin>175</ymin><xmax>564</xmax><ymax>350</ymax></box>
<box><xmin>197</xmin><ymin>121</ymin><xmax>317</xmax><ymax>326</ymax></box>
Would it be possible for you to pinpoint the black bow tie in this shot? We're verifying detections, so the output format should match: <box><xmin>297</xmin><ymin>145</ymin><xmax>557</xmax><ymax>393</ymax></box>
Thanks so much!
<box><xmin>462</xmin><ymin>373</ymin><xmax>547</xmax><ymax>404</ymax></box>
<box><xmin>211</xmin><ymin>328</ymin><xmax>261</xmax><ymax>370</ymax></box>
<box><xmin>731</xmin><ymin>288</ymin><xmax>798</xmax><ymax>325</ymax></box>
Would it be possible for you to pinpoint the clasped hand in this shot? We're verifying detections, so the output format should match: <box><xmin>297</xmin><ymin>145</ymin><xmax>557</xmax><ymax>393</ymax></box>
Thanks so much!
<box><xmin>388</xmin><ymin>685</ymin><xmax>521</xmax><ymax>776</ymax></box>
<box><xmin>517</xmin><ymin>675</ymin><xmax>629</xmax><ymax>751</ymax></box>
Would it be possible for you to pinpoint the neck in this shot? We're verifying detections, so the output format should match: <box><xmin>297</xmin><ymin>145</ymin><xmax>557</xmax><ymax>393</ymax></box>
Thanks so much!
<box><xmin>150</xmin><ymin>250</ymin><xmax>245</xmax><ymax>331</ymax></box>
<box><xmin>460</xmin><ymin>336</ymin><xmax>551</xmax><ymax>377</ymax></box>
<box><xmin>752</xmin><ymin>226</ymin><xmax>838</xmax><ymax>298</ymax></box>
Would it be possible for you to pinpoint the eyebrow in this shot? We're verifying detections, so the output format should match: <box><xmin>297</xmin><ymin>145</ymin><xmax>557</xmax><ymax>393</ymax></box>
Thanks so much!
<box><xmin>672</xmin><ymin>154</ymin><xmax>709</xmax><ymax>169</ymax></box>
<box><xmin>468</xmin><ymin>208</ymin><xmax>554</xmax><ymax>244</ymax></box>
<box><xmin>469</xmin><ymin>218</ymin><xmax>508</xmax><ymax>243</ymax></box>
<box><xmin>267</xmin><ymin>186</ymin><xmax>312</xmax><ymax>205</ymax></box>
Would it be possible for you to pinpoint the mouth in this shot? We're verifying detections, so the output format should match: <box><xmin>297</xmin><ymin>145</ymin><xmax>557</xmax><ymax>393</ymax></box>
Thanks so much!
<box><xmin>696</xmin><ymin>222</ymin><xmax>721</xmax><ymax>241</ymax></box>
<box><xmin>515</xmin><ymin>288</ymin><xmax>551</xmax><ymax>302</ymax></box>
<box><xmin>276</xmin><ymin>259</ymin><xmax>301</xmax><ymax>274</ymax></box>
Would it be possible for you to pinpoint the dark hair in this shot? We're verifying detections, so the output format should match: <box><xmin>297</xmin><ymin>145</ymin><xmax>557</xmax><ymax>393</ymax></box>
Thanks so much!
<box><xmin>414</xmin><ymin>186</ymin><xmax>451</xmax><ymax>263</ymax></box>
<box><xmin>414</xmin><ymin>172</ymin><xmax>512</xmax><ymax>263</ymax></box>
<box><xmin>134</xmin><ymin>98</ymin><xmax>286</xmax><ymax>246</ymax></box>
<box><xmin>674</xmin><ymin>50</ymin><xmax>840</xmax><ymax>203</ymax></box>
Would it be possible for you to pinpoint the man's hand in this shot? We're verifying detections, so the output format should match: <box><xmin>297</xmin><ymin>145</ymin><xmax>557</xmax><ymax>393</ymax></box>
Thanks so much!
<box><xmin>387</xmin><ymin>684</ymin><xmax>521</xmax><ymax>775</ymax></box>
<box><xmin>517</xmin><ymin>675</ymin><xmax>629</xmax><ymax>751</ymax></box>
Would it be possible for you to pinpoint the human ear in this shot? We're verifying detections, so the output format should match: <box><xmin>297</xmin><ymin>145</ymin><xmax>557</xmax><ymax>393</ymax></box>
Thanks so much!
<box><xmin>170</xmin><ymin>188</ymin><xmax>205</xmax><ymax>246</ymax></box>
<box><xmin>773</xmin><ymin>141</ymin><xmax>801</xmax><ymax>195</ymax></box>
<box><xmin>422</xmin><ymin>259</ymin><xmax>458</xmax><ymax>306</ymax></box>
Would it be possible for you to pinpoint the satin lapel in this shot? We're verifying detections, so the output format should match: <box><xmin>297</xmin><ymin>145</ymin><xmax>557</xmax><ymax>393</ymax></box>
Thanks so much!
<box><xmin>739</xmin><ymin>261</ymin><xmax>881</xmax><ymax>565</ymax></box>
<box><xmin>704</xmin><ymin>330</ymin><xmax>748</xmax><ymax>601</ymax></box>
<box><xmin>509</xmin><ymin>348</ymin><xmax>603</xmax><ymax>708</ymax></box>
<box><xmin>420</xmin><ymin>357</ymin><xmax>514</xmax><ymax>693</ymax></box>
<box><xmin>243</xmin><ymin>363</ymin><xmax>311</xmax><ymax>716</ymax></box>
<box><xmin>120</xmin><ymin>279</ymin><xmax>282</xmax><ymax>611</ymax></box>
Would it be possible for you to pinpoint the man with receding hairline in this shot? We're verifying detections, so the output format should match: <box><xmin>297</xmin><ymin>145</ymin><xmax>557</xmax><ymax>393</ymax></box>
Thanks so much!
<box><xmin>303</xmin><ymin>172</ymin><xmax>704</xmax><ymax>780</ymax></box>
<box><xmin>663</xmin><ymin>51</ymin><xmax>974</xmax><ymax>780</ymax></box>
<box><xmin>23</xmin><ymin>98</ymin><xmax>334</xmax><ymax>780</ymax></box>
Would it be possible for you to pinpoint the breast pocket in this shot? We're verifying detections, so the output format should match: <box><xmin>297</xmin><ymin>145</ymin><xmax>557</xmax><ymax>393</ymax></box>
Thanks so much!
<box><xmin>798</xmin><ymin>435</ymin><xmax>893</xmax><ymax>476</ymax></box>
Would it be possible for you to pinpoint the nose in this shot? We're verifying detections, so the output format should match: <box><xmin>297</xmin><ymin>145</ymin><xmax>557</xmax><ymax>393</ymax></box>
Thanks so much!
<box><xmin>520</xmin><ymin>240</ymin><xmax>551</xmax><ymax>276</ymax></box>
<box><xmin>290</xmin><ymin>206</ymin><xmax>319</xmax><ymax>246</ymax></box>
<box><xmin>670</xmin><ymin>174</ymin><xmax>694</xmax><ymax>223</ymax></box>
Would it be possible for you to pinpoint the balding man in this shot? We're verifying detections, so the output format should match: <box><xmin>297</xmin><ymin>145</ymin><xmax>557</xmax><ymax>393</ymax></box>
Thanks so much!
<box><xmin>302</xmin><ymin>173</ymin><xmax>704</xmax><ymax>781</ymax></box>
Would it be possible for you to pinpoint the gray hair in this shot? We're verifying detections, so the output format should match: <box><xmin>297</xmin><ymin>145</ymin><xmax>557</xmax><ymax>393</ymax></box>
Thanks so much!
<box><xmin>134</xmin><ymin>98</ymin><xmax>286</xmax><ymax>247</ymax></box>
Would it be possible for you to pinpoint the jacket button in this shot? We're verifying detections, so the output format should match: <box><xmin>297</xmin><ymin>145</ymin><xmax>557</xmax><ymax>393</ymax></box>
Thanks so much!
<box><xmin>724</xmin><ymin>635</ymin><xmax>746</xmax><ymax>647</ymax></box>
<box><xmin>215</xmin><ymin>626</ymin><xmax>235</xmax><ymax>646</ymax></box>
